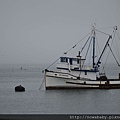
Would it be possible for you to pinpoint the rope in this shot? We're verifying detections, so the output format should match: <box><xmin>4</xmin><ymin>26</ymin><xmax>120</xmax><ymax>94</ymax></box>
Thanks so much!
<box><xmin>97</xmin><ymin>26</ymin><xmax>114</xmax><ymax>30</ymax></box>
<box><xmin>116</xmin><ymin>30</ymin><xmax>120</xmax><ymax>41</ymax></box>
<box><xmin>84</xmin><ymin>37</ymin><xmax>93</xmax><ymax>62</ymax></box>
<box><xmin>115</xmin><ymin>29</ymin><xmax>120</xmax><ymax>62</ymax></box>
<box><xmin>95</xmin><ymin>34</ymin><xmax>105</xmax><ymax>74</ymax></box>
<box><xmin>80</xmin><ymin>36</ymin><xmax>90</xmax><ymax>53</ymax></box>
<box><xmin>79</xmin><ymin>36</ymin><xmax>92</xmax><ymax>77</ymax></box>
<box><xmin>65</xmin><ymin>32</ymin><xmax>91</xmax><ymax>54</ymax></box>
<box><xmin>101</xmin><ymin>29</ymin><xmax>119</xmax><ymax>74</ymax></box>
<box><xmin>108</xmin><ymin>43</ymin><xmax>120</xmax><ymax>66</ymax></box>
<box><xmin>39</xmin><ymin>77</ymin><xmax>45</xmax><ymax>90</ymax></box>
<box><xmin>103</xmin><ymin>28</ymin><xmax>120</xmax><ymax>68</ymax></box>
<box><xmin>113</xmin><ymin>34</ymin><xmax>120</xmax><ymax>62</ymax></box>
<box><xmin>46</xmin><ymin>57</ymin><xmax>61</xmax><ymax>69</ymax></box>
<box><xmin>103</xmin><ymin>31</ymin><xmax>115</xmax><ymax>68</ymax></box>
<box><xmin>95</xmin><ymin>29</ymin><xmax>111</xmax><ymax>36</ymax></box>
<box><xmin>88</xmin><ymin>40</ymin><xmax>92</xmax><ymax>65</ymax></box>
<box><xmin>46</xmin><ymin>31</ymin><xmax>91</xmax><ymax>69</ymax></box>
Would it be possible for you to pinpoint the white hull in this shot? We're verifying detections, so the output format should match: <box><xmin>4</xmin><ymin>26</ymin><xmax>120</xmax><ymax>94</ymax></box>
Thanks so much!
<box><xmin>45</xmin><ymin>70</ymin><xmax>120</xmax><ymax>89</ymax></box>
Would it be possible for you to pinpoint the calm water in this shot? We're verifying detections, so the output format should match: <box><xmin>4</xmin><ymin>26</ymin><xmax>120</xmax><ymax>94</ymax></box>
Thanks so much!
<box><xmin>0</xmin><ymin>63</ymin><xmax>120</xmax><ymax>114</ymax></box>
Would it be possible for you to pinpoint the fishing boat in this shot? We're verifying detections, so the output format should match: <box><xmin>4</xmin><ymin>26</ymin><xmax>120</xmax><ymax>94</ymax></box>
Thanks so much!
<box><xmin>43</xmin><ymin>25</ymin><xmax>120</xmax><ymax>90</ymax></box>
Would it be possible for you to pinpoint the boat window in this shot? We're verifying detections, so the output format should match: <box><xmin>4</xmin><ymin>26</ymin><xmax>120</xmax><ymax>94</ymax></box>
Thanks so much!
<box><xmin>61</xmin><ymin>57</ymin><xmax>68</xmax><ymax>62</ymax></box>
<box><xmin>69</xmin><ymin>58</ymin><xmax>72</xmax><ymax>65</ymax></box>
<box><xmin>77</xmin><ymin>59</ymin><xmax>80</xmax><ymax>64</ymax></box>
<box><xmin>73</xmin><ymin>60</ymin><xmax>77</xmax><ymax>65</ymax></box>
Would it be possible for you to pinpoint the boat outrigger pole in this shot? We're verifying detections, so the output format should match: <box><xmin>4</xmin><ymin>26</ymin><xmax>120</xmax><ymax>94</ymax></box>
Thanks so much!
<box><xmin>97</xmin><ymin>35</ymin><xmax>112</xmax><ymax>67</ymax></box>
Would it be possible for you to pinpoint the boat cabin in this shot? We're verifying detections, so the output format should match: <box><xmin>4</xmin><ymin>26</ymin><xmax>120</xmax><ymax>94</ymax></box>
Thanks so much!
<box><xmin>57</xmin><ymin>56</ymin><xmax>86</xmax><ymax>70</ymax></box>
<box><xmin>60</xmin><ymin>57</ymin><xmax>85</xmax><ymax>65</ymax></box>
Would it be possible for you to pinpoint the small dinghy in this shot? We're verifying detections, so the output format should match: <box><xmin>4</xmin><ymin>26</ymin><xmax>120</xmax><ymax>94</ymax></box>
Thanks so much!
<box><xmin>15</xmin><ymin>85</ymin><xmax>25</xmax><ymax>92</ymax></box>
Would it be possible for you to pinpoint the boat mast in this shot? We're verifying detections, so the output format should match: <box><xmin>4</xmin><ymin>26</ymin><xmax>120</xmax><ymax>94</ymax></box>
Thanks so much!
<box><xmin>92</xmin><ymin>26</ymin><xmax>96</xmax><ymax>68</ymax></box>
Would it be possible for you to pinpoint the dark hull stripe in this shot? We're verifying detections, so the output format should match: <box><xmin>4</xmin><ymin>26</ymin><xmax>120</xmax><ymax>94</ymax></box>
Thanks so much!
<box><xmin>46</xmin><ymin>84</ymin><xmax>120</xmax><ymax>90</ymax></box>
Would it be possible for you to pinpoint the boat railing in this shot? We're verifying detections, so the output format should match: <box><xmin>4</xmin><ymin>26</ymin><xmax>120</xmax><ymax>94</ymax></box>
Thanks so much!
<box><xmin>57</xmin><ymin>63</ymin><xmax>93</xmax><ymax>70</ymax></box>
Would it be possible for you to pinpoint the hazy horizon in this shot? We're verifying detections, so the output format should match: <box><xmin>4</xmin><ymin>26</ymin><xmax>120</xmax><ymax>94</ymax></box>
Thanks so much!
<box><xmin>0</xmin><ymin>0</ymin><xmax>120</xmax><ymax>64</ymax></box>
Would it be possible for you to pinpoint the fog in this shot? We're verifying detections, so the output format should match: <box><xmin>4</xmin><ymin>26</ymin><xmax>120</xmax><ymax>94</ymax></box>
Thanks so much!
<box><xmin>0</xmin><ymin>0</ymin><xmax>120</xmax><ymax>64</ymax></box>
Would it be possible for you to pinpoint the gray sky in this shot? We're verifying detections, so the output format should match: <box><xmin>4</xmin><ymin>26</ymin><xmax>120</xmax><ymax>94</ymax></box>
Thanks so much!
<box><xmin>0</xmin><ymin>0</ymin><xmax>120</xmax><ymax>64</ymax></box>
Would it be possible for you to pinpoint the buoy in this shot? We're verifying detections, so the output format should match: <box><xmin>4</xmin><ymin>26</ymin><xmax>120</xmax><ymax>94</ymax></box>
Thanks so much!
<box><xmin>15</xmin><ymin>85</ymin><xmax>25</xmax><ymax>92</ymax></box>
